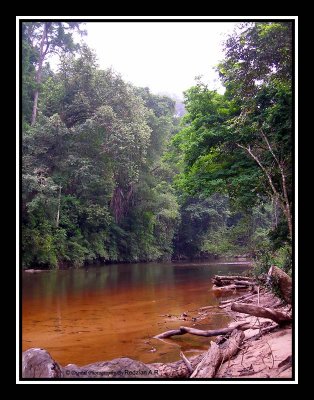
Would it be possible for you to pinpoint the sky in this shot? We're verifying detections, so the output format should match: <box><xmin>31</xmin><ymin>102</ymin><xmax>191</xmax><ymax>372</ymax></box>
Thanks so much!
<box><xmin>80</xmin><ymin>22</ymin><xmax>238</xmax><ymax>98</ymax></box>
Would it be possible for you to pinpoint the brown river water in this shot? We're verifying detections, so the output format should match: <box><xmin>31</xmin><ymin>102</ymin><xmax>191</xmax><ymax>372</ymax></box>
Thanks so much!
<box><xmin>22</xmin><ymin>261</ymin><xmax>250</xmax><ymax>367</ymax></box>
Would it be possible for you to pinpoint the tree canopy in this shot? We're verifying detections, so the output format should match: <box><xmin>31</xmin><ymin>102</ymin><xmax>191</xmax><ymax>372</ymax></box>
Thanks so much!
<box><xmin>22</xmin><ymin>30</ymin><xmax>180</xmax><ymax>268</ymax></box>
<box><xmin>21</xmin><ymin>21</ymin><xmax>293</xmax><ymax>270</ymax></box>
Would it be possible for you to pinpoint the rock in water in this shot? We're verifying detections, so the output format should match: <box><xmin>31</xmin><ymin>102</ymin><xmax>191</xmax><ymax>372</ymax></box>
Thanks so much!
<box><xmin>22</xmin><ymin>348</ymin><xmax>63</xmax><ymax>378</ymax></box>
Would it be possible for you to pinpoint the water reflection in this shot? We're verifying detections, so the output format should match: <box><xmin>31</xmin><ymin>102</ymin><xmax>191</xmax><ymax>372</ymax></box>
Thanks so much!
<box><xmin>23</xmin><ymin>261</ymin><xmax>250</xmax><ymax>366</ymax></box>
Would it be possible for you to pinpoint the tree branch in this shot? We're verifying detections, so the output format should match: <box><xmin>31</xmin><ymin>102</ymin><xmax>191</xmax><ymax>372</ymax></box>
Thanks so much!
<box><xmin>260</xmin><ymin>129</ymin><xmax>281</xmax><ymax>168</ymax></box>
<box><xmin>259</xmin><ymin>130</ymin><xmax>292</xmax><ymax>237</ymax></box>
<box><xmin>236</xmin><ymin>143</ymin><xmax>281</xmax><ymax>200</ymax></box>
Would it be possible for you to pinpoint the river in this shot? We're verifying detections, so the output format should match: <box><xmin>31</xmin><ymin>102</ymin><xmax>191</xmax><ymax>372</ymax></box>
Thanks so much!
<box><xmin>22</xmin><ymin>261</ymin><xmax>250</xmax><ymax>366</ymax></box>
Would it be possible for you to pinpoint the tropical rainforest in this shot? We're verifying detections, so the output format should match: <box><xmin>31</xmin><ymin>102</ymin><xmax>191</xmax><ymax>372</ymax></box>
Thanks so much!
<box><xmin>21</xmin><ymin>22</ymin><xmax>293</xmax><ymax>273</ymax></box>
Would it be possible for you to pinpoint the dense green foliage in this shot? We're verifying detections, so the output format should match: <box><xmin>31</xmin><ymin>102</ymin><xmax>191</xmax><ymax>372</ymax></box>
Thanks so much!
<box><xmin>170</xmin><ymin>22</ymin><xmax>292</xmax><ymax>263</ymax></box>
<box><xmin>22</xmin><ymin>28</ymin><xmax>179</xmax><ymax>268</ymax></box>
<box><xmin>22</xmin><ymin>22</ymin><xmax>293</xmax><ymax>270</ymax></box>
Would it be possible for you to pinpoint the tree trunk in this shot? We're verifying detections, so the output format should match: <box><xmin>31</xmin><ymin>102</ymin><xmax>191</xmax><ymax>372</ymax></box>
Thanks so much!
<box><xmin>56</xmin><ymin>185</ymin><xmax>62</xmax><ymax>227</ymax></box>
<box><xmin>259</xmin><ymin>130</ymin><xmax>292</xmax><ymax>238</ymax></box>
<box><xmin>278</xmin><ymin>161</ymin><xmax>292</xmax><ymax>239</ymax></box>
<box><xmin>231</xmin><ymin>302</ymin><xmax>291</xmax><ymax>324</ymax></box>
<box><xmin>190</xmin><ymin>329</ymin><xmax>245</xmax><ymax>378</ymax></box>
<box><xmin>237</xmin><ymin>143</ymin><xmax>292</xmax><ymax>240</ymax></box>
<box><xmin>31</xmin><ymin>23</ymin><xmax>49</xmax><ymax>126</ymax></box>
<box><xmin>273</xmin><ymin>196</ymin><xmax>279</xmax><ymax>228</ymax></box>
<box><xmin>284</xmin><ymin>201</ymin><xmax>292</xmax><ymax>239</ymax></box>
<box><xmin>267</xmin><ymin>265</ymin><xmax>292</xmax><ymax>304</ymax></box>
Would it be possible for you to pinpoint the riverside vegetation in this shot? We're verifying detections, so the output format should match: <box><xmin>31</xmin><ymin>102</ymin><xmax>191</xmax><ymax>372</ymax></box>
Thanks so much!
<box><xmin>22</xmin><ymin>22</ymin><xmax>292</xmax><ymax>275</ymax></box>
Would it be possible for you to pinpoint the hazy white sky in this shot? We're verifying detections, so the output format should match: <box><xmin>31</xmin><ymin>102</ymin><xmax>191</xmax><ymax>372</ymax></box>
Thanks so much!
<box><xmin>81</xmin><ymin>22</ymin><xmax>238</xmax><ymax>98</ymax></box>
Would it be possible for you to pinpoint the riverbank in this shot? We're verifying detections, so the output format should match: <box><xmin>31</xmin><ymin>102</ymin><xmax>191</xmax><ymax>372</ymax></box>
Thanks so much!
<box><xmin>214</xmin><ymin>289</ymin><xmax>292</xmax><ymax>378</ymax></box>
<box><xmin>23</xmin><ymin>254</ymin><xmax>253</xmax><ymax>272</ymax></box>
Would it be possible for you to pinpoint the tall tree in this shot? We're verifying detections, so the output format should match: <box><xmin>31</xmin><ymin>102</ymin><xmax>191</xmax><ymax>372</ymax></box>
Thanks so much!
<box><xmin>219</xmin><ymin>22</ymin><xmax>293</xmax><ymax>236</ymax></box>
<box><xmin>22</xmin><ymin>22</ymin><xmax>85</xmax><ymax>125</ymax></box>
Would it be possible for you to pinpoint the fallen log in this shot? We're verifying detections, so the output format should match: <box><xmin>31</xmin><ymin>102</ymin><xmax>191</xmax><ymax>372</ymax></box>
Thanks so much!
<box><xmin>267</xmin><ymin>265</ymin><xmax>292</xmax><ymax>304</ymax></box>
<box><xmin>212</xmin><ymin>279</ymin><xmax>233</xmax><ymax>286</ymax></box>
<box><xmin>214</xmin><ymin>275</ymin><xmax>255</xmax><ymax>281</ymax></box>
<box><xmin>212</xmin><ymin>275</ymin><xmax>256</xmax><ymax>288</ymax></box>
<box><xmin>190</xmin><ymin>329</ymin><xmax>245</xmax><ymax>378</ymax></box>
<box><xmin>190</xmin><ymin>342</ymin><xmax>220</xmax><ymax>378</ymax></box>
<box><xmin>154</xmin><ymin>321</ymin><xmax>250</xmax><ymax>340</ymax></box>
<box><xmin>179</xmin><ymin>351</ymin><xmax>193</xmax><ymax>374</ymax></box>
<box><xmin>219</xmin><ymin>292</ymin><xmax>257</xmax><ymax>305</ymax></box>
<box><xmin>212</xmin><ymin>284</ymin><xmax>249</xmax><ymax>293</ymax></box>
<box><xmin>231</xmin><ymin>302</ymin><xmax>292</xmax><ymax>325</ymax></box>
<box><xmin>233</xmin><ymin>280</ymin><xmax>256</xmax><ymax>286</ymax></box>
<box><xmin>24</xmin><ymin>269</ymin><xmax>45</xmax><ymax>273</ymax></box>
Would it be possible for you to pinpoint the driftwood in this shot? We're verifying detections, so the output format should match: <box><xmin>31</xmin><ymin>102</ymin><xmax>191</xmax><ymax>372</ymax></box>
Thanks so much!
<box><xmin>219</xmin><ymin>292</ymin><xmax>257</xmax><ymax>305</ymax></box>
<box><xmin>190</xmin><ymin>342</ymin><xmax>221</xmax><ymax>378</ymax></box>
<box><xmin>213</xmin><ymin>275</ymin><xmax>255</xmax><ymax>281</ymax></box>
<box><xmin>268</xmin><ymin>265</ymin><xmax>292</xmax><ymax>304</ymax></box>
<box><xmin>213</xmin><ymin>280</ymin><xmax>255</xmax><ymax>287</ymax></box>
<box><xmin>24</xmin><ymin>269</ymin><xmax>45</xmax><ymax>273</ymax></box>
<box><xmin>190</xmin><ymin>329</ymin><xmax>245</xmax><ymax>378</ymax></box>
<box><xmin>248</xmin><ymin>324</ymin><xmax>279</xmax><ymax>341</ymax></box>
<box><xmin>212</xmin><ymin>284</ymin><xmax>249</xmax><ymax>293</ymax></box>
<box><xmin>179</xmin><ymin>351</ymin><xmax>193</xmax><ymax>374</ymax></box>
<box><xmin>277</xmin><ymin>355</ymin><xmax>292</xmax><ymax>373</ymax></box>
<box><xmin>154</xmin><ymin>321</ymin><xmax>250</xmax><ymax>340</ymax></box>
<box><xmin>212</xmin><ymin>275</ymin><xmax>256</xmax><ymax>293</ymax></box>
<box><xmin>233</xmin><ymin>280</ymin><xmax>255</xmax><ymax>286</ymax></box>
<box><xmin>213</xmin><ymin>279</ymin><xmax>233</xmax><ymax>286</ymax></box>
<box><xmin>231</xmin><ymin>302</ymin><xmax>292</xmax><ymax>325</ymax></box>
